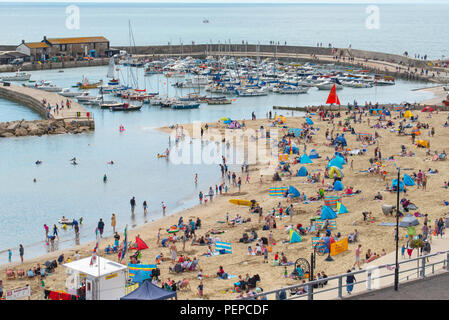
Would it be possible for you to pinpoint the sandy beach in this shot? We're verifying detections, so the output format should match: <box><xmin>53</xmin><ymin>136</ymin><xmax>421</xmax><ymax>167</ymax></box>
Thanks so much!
<box><xmin>2</xmin><ymin>99</ymin><xmax>449</xmax><ymax>300</ymax></box>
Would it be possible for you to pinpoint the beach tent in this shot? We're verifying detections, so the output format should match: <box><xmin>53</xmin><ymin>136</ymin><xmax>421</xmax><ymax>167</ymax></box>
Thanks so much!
<box><xmin>309</xmin><ymin>149</ymin><xmax>320</xmax><ymax>159</ymax></box>
<box><xmin>333</xmin><ymin>180</ymin><xmax>344</xmax><ymax>191</ymax></box>
<box><xmin>382</xmin><ymin>109</ymin><xmax>391</xmax><ymax>116</ymax></box>
<box><xmin>334</xmin><ymin>135</ymin><xmax>347</xmax><ymax>147</ymax></box>
<box><xmin>324</xmin><ymin>196</ymin><xmax>341</xmax><ymax>209</ymax></box>
<box><xmin>421</xmin><ymin>106</ymin><xmax>434</xmax><ymax>112</ymax></box>
<box><xmin>305</xmin><ymin>117</ymin><xmax>314</xmax><ymax>125</ymax></box>
<box><xmin>336</xmin><ymin>201</ymin><xmax>348</xmax><ymax>214</ymax></box>
<box><xmin>299</xmin><ymin>154</ymin><xmax>313</xmax><ymax>164</ymax></box>
<box><xmin>284</xmin><ymin>146</ymin><xmax>299</xmax><ymax>154</ymax></box>
<box><xmin>289</xmin><ymin>128</ymin><xmax>302</xmax><ymax>137</ymax></box>
<box><xmin>120</xmin><ymin>281</ymin><xmax>177</xmax><ymax>300</ymax></box>
<box><xmin>269</xmin><ymin>187</ymin><xmax>288</xmax><ymax>196</ymax></box>
<box><xmin>296</xmin><ymin>166</ymin><xmax>308</xmax><ymax>177</ymax></box>
<box><xmin>403</xmin><ymin>174</ymin><xmax>415</xmax><ymax>186</ymax></box>
<box><xmin>320</xmin><ymin>206</ymin><xmax>337</xmax><ymax>220</ymax></box>
<box><xmin>416</xmin><ymin>139</ymin><xmax>429</xmax><ymax>148</ymax></box>
<box><xmin>275</xmin><ymin>115</ymin><xmax>287</xmax><ymax>123</ymax></box>
<box><xmin>399</xmin><ymin>213</ymin><xmax>419</xmax><ymax>228</ymax></box>
<box><xmin>130</xmin><ymin>236</ymin><xmax>149</xmax><ymax>251</ymax></box>
<box><xmin>288</xmin><ymin>185</ymin><xmax>301</xmax><ymax>198</ymax></box>
<box><xmin>391</xmin><ymin>179</ymin><xmax>405</xmax><ymax>192</ymax></box>
<box><xmin>328</xmin><ymin>158</ymin><xmax>344</xmax><ymax>169</ymax></box>
<box><xmin>403</xmin><ymin>110</ymin><xmax>413</xmax><ymax>118</ymax></box>
<box><xmin>215</xmin><ymin>241</ymin><xmax>232</xmax><ymax>254</ymax></box>
<box><xmin>411</xmin><ymin>127</ymin><xmax>421</xmax><ymax>135</ymax></box>
<box><xmin>289</xmin><ymin>229</ymin><xmax>302</xmax><ymax>243</ymax></box>
<box><xmin>329</xmin><ymin>166</ymin><xmax>344</xmax><ymax>179</ymax></box>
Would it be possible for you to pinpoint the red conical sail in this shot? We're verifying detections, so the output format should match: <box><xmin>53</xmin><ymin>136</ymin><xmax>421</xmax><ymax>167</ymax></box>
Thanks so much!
<box><xmin>326</xmin><ymin>84</ymin><xmax>341</xmax><ymax>105</ymax></box>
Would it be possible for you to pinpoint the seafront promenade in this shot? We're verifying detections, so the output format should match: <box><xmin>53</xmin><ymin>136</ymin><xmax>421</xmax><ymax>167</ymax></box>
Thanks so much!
<box><xmin>0</xmin><ymin>83</ymin><xmax>94</xmax><ymax>137</ymax></box>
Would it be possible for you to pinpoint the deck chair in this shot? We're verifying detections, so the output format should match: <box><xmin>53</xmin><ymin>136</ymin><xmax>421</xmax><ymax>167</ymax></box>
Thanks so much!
<box><xmin>17</xmin><ymin>269</ymin><xmax>25</xmax><ymax>279</ymax></box>
<box><xmin>6</xmin><ymin>269</ymin><xmax>15</xmax><ymax>280</ymax></box>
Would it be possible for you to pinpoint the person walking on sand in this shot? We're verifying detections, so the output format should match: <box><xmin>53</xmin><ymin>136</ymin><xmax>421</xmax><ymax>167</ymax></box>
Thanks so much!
<box><xmin>111</xmin><ymin>213</ymin><xmax>116</xmax><ymax>233</ymax></box>
<box><xmin>157</xmin><ymin>228</ymin><xmax>161</xmax><ymax>245</ymax></box>
<box><xmin>19</xmin><ymin>244</ymin><xmax>24</xmax><ymax>263</ymax></box>
<box><xmin>97</xmin><ymin>218</ymin><xmax>105</xmax><ymax>237</ymax></box>
<box><xmin>143</xmin><ymin>201</ymin><xmax>148</xmax><ymax>214</ymax></box>
<box><xmin>353</xmin><ymin>244</ymin><xmax>362</xmax><ymax>270</ymax></box>
<box><xmin>130</xmin><ymin>196</ymin><xmax>136</xmax><ymax>214</ymax></box>
<box><xmin>170</xmin><ymin>242</ymin><xmax>177</xmax><ymax>264</ymax></box>
<box><xmin>238</xmin><ymin>177</ymin><xmax>242</xmax><ymax>192</ymax></box>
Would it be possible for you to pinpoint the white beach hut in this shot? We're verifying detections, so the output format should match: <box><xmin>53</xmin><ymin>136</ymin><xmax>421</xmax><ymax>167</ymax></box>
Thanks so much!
<box><xmin>63</xmin><ymin>256</ymin><xmax>128</xmax><ymax>300</ymax></box>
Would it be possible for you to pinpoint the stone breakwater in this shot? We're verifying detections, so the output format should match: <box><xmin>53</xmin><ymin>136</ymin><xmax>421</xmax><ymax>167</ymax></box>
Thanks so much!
<box><xmin>0</xmin><ymin>83</ymin><xmax>94</xmax><ymax>137</ymax></box>
<box><xmin>0</xmin><ymin>118</ymin><xmax>92</xmax><ymax>138</ymax></box>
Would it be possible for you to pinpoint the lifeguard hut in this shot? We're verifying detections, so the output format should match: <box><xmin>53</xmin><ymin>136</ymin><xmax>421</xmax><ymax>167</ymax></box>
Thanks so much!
<box><xmin>63</xmin><ymin>256</ymin><xmax>128</xmax><ymax>300</ymax></box>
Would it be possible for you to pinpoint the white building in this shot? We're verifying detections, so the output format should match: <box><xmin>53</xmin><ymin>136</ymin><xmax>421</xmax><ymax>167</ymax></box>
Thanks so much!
<box><xmin>63</xmin><ymin>256</ymin><xmax>128</xmax><ymax>300</ymax></box>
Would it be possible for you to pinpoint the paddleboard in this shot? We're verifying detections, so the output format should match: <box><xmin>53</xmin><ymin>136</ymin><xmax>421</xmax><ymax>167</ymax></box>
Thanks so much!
<box><xmin>229</xmin><ymin>199</ymin><xmax>258</xmax><ymax>206</ymax></box>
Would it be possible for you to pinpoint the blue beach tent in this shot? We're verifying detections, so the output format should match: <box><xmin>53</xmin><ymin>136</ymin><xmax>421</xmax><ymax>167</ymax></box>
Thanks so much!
<box><xmin>299</xmin><ymin>154</ymin><xmax>313</xmax><ymax>164</ymax></box>
<box><xmin>309</xmin><ymin>149</ymin><xmax>320</xmax><ymax>159</ymax></box>
<box><xmin>403</xmin><ymin>174</ymin><xmax>415</xmax><ymax>186</ymax></box>
<box><xmin>391</xmin><ymin>179</ymin><xmax>405</xmax><ymax>192</ymax></box>
<box><xmin>288</xmin><ymin>185</ymin><xmax>301</xmax><ymax>198</ymax></box>
<box><xmin>333</xmin><ymin>180</ymin><xmax>344</xmax><ymax>191</ymax></box>
<box><xmin>321</xmin><ymin>206</ymin><xmax>337</xmax><ymax>220</ymax></box>
<box><xmin>296</xmin><ymin>166</ymin><xmax>308</xmax><ymax>177</ymax></box>
<box><xmin>306</xmin><ymin>117</ymin><xmax>314</xmax><ymax>125</ymax></box>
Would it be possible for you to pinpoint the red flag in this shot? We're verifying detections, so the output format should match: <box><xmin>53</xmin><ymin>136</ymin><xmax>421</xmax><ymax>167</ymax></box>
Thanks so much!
<box><xmin>326</xmin><ymin>84</ymin><xmax>341</xmax><ymax>105</ymax></box>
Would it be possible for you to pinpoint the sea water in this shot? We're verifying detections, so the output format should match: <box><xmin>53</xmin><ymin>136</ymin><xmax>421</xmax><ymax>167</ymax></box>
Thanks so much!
<box><xmin>0</xmin><ymin>2</ymin><xmax>448</xmax><ymax>59</ymax></box>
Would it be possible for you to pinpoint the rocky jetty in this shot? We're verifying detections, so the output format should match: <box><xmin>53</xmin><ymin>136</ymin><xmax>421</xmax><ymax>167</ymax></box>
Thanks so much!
<box><xmin>0</xmin><ymin>119</ymin><xmax>93</xmax><ymax>138</ymax></box>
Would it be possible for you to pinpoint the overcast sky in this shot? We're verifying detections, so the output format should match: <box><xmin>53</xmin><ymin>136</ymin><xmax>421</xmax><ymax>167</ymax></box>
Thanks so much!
<box><xmin>0</xmin><ymin>0</ymin><xmax>446</xmax><ymax>3</ymax></box>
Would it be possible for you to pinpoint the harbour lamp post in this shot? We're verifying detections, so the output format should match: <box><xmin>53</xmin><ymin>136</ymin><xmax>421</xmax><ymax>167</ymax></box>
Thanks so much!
<box><xmin>394</xmin><ymin>167</ymin><xmax>401</xmax><ymax>291</ymax></box>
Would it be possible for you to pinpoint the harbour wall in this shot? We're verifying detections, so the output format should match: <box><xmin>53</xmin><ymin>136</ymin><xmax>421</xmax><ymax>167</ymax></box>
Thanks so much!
<box><xmin>115</xmin><ymin>43</ymin><xmax>431</xmax><ymax>68</ymax></box>
<box><xmin>0</xmin><ymin>57</ymin><xmax>110</xmax><ymax>73</ymax></box>
<box><xmin>0</xmin><ymin>83</ymin><xmax>94</xmax><ymax>137</ymax></box>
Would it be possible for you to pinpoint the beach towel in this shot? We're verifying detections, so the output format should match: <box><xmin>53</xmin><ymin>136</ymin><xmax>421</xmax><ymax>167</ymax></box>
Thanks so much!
<box><xmin>128</xmin><ymin>264</ymin><xmax>157</xmax><ymax>282</ymax></box>
<box><xmin>215</xmin><ymin>241</ymin><xmax>232</xmax><ymax>254</ymax></box>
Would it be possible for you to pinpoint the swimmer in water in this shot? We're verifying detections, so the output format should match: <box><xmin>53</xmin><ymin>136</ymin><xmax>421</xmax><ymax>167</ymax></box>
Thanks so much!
<box><xmin>108</xmin><ymin>160</ymin><xmax>114</xmax><ymax>165</ymax></box>
<box><xmin>103</xmin><ymin>174</ymin><xmax>107</xmax><ymax>183</ymax></box>
<box><xmin>33</xmin><ymin>178</ymin><xmax>37</xmax><ymax>183</ymax></box>
<box><xmin>35</xmin><ymin>160</ymin><xmax>42</xmax><ymax>165</ymax></box>
<box><xmin>70</xmin><ymin>157</ymin><xmax>76</xmax><ymax>162</ymax></box>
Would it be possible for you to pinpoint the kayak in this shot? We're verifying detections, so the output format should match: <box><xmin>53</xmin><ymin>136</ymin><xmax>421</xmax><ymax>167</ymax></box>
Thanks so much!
<box><xmin>229</xmin><ymin>199</ymin><xmax>258</xmax><ymax>206</ymax></box>
<box><xmin>157</xmin><ymin>154</ymin><xmax>167</xmax><ymax>158</ymax></box>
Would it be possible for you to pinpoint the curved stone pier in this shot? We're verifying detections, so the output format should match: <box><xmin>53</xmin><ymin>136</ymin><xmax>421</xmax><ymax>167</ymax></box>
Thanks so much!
<box><xmin>0</xmin><ymin>83</ymin><xmax>94</xmax><ymax>137</ymax></box>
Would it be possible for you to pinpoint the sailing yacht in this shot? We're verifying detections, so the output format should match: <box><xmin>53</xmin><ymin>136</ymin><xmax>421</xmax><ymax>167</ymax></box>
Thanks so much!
<box><xmin>107</xmin><ymin>57</ymin><xmax>120</xmax><ymax>86</ymax></box>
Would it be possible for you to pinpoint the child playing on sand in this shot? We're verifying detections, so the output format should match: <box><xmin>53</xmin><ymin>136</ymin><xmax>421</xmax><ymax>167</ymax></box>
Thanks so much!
<box><xmin>198</xmin><ymin>281</ymin><xmax>204</xmax><ymax>297</ymax></box>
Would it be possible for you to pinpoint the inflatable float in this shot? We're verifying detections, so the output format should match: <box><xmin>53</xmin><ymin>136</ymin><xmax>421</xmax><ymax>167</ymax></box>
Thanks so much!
<box><xmin>167</xmin><ymin>225</ymin><xmax>179</xmax><ymax>233</ymax></box>
<box><xmin>229</xmin><ymin>199</ymin><xmax>258</xmax><ymax>206</ymax></box>
<box><xmin>157</xmin><ymin>154</ymin><xmax>168</xmax><ymax>158</ymax></box>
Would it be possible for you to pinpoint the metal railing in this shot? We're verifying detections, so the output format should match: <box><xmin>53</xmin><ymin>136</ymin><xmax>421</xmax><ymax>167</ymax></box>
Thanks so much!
<box><xmin>238</xmin><ymin>250</ymin><xmax>449</xmax><ymax>300</ymax></box>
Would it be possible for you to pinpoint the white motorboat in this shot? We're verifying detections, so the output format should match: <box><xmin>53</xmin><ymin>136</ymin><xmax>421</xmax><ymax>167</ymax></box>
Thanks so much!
<box><xmin>316</xmin><ymin>82</ymin><xmax>343</xmax><ymax>90</ymax></box>
<box><xmin>1</xmin><ymin>71</ymin><xmax>31</xmax><ymax>81</ymax></box>
<box><xmin>38</xmin><ymin>84</ymin><xmax>63</xmax><ymax>92</ymax></box>
<box><xmin>278</xmin><ymin>86</ymin><xmax>309</xmax><ymax>94</ymax></box>
<box><xmin>59</xmin><ymin>88</ymin><xmax>84</xmax><ymax>97</ymax></box>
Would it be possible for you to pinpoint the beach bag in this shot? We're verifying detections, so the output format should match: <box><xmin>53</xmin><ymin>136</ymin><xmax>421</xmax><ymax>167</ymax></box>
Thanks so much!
<box><xmin>219</xmin><ymin>249</ymin><xmax>226</xmax><ymax>255</ymax></box>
